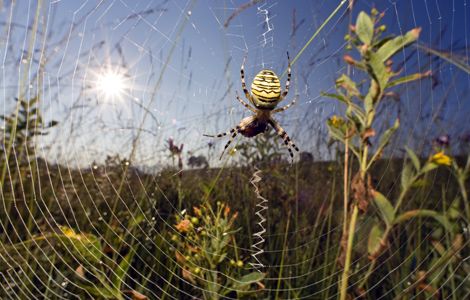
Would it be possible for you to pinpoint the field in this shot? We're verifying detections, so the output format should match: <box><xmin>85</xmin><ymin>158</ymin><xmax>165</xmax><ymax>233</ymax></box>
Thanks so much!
<box><xmin>1</xmin><ymin>1</ymin><xmax>470</xmax><ymax>300</ymax></box>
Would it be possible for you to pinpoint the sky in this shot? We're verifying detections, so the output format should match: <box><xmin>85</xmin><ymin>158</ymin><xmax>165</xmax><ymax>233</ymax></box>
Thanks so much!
<box><xmin>0</xmin><ymin>0</ymin><xmax>469</xmax><ymax>168</ymax></box>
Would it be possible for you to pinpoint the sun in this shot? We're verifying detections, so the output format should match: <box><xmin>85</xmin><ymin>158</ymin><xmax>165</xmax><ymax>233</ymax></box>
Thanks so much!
<box><xmin>95</xmin><ymin>69</ymin><xmax>127</xmax><ymax>101</ymax></box>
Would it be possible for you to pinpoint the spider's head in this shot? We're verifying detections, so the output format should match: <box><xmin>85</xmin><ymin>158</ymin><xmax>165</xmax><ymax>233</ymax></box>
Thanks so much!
<box><xmin>250</xmin><ymin>69</ymin><xmax>282</xmax><ymax>110</ymax></box>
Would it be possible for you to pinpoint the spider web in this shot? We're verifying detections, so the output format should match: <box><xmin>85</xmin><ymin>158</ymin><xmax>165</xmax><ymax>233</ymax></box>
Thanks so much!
<box><xmin>0</xmin><ymin>0</ymin><xmax>469</xmax><ymax>299</ymax></box>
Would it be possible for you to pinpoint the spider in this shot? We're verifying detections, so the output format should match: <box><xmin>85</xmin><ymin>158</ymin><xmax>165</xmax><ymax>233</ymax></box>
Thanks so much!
<box><xmin>204</xmin><ymin>53</ymin><xmax>299</xmax><ymax>160</ymax></box>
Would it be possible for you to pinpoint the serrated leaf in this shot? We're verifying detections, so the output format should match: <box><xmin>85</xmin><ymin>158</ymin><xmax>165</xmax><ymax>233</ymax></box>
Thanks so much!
<box><xmin>373</xmin><ymin>191</ymin><xmax>395</xmax><ymax>226</ymax></box>
<box><xmin>377</xmin><ymin>28</ymin><xmax>421</xmax><ymax>62</ymax></box>
<box><xmin>405</xmin><ymin>146</ymin><xmax>421</xmax><ymax>171</ymax></box>
<box><xmin>368</xmin><ymin>224</ymin><xmax>383</xmax><ymax>255</ymax></box>
<box><xmin>356</xmin><ymin>12</ymin><xmax>374</xmax><ymax>44</ymax></box>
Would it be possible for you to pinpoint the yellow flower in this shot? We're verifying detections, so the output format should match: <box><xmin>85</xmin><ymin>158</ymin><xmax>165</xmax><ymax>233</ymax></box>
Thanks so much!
<box><xmin>193</xmin><ymin>206</ymin><xmax>202</xmax><ymax>217</ymax></box>
<box><xmin>329</xmin><ymin>115</ymin><xmax>344</xmax><ymax>128</ymax></box>
<box><xmin>430</xmin><ymin>151</ymin><xmax>452</xmax><ymax>166</ymax></box>
<box><xmin>175</xmin><ymin>219</ymin><xmax>192</xmax><ymax>233</ymax></box>
<box><xmin>60</xmin><ymin>226</ymin><xmax>80</xmax><ymax>240</ymax></box>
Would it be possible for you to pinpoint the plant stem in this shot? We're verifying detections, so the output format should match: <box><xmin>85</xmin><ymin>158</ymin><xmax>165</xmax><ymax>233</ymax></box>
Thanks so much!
<box><xmin>340</xmin><ymin>204</ymin><xmax>358</xmax><ymax>300</ymax></box>
<box><xmin>343</xmin><ymin>134</ymin><xmax>349</xmax><ymax>236</ymax></box>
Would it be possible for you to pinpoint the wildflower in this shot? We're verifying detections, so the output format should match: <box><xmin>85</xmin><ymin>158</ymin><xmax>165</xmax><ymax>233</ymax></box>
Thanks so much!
<box><xmin>430</xmin><ymin>151</ymin><xmax>452</xmax><ymax>166</ymax></box>
<box><xmin>60</xmin><ymin>226</ymin><xmax>80</xmax><ymax>240</ymax></box>
<box><xmin>167</xmin><ymin>138</ymin><xmax>184</xmax><ymax>156</ymax></box>
<box><xmin>190</xmin><ymin>217</ymin><xmax>199</xmax><ymax>225</ymax></box>
<box><xmin>224</xmin><ymin>205</ymin><xmax>231</xmax><ymax>218</ymax></box>
<box><xmin>343</xmin><ymin>55</ymin><xmax>355</xmax><ymax>65</ymax></box>
<box><xmin>193</xmin><ymin>206</ymin><xmax>202</xmax><ymax>217</ymax></box>
<box><xmin>236</xmin><ymin>260</ymin><xmax>244</xmax><ymax>267</ymax></box>
<box><xmin>175</xmin><ymin>219</ymin><xmax>192</xmax><ymax>233</ymax></box>
<box><xmin>329</xmin><ymin>115</ymin><xmax>344</xmax><ymax>128</ymax></box>
<box><xmin>434</xmin><ymin>134</ymin><xmax>450</xmax><ymax>147</ymax></box>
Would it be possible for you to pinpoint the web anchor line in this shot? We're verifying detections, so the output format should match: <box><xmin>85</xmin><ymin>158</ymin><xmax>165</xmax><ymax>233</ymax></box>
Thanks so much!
<box><xmin>249</xmin><ymin>168</ymin><xmax>268</xmax><ymax>272</ymax></box>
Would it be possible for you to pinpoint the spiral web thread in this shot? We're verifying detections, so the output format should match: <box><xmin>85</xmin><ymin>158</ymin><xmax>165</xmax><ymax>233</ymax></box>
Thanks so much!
<box><xmin>249</xmin><ymin>168</ymin><xmax>268</xmax><ymax>272</ymax></box>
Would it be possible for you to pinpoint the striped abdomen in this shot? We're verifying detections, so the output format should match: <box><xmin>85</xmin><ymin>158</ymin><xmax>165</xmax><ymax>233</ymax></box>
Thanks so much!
<box><xmin>251</xmin><ymin>70</ymin><xmax>281</xmax><ymax>109</ymax></box>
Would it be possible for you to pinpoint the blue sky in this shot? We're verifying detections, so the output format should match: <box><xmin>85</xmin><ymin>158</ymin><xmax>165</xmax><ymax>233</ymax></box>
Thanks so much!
<box><xmin>1</xmin><ymin>0</ymin><xmax>469</xmax><ymax>167</ymax></box>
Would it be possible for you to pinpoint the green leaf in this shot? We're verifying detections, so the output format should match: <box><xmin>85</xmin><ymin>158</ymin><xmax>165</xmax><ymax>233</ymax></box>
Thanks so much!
<box><xmin>386</xmin><ymin>71</ymin><xmax>431</xmax><ymax>88</ymax></box>
<box><xmin>421</xmin><ymin>161</ymin><xmax>438</xmax><ymax>174</ymax></box>
<box><xmin>368</xmin><ymin>224</ymin><xmax>384</xmax><ymax>255</ymax></box>
<box><xmin>369</xmin><ymin>52</ymin><xmax>390</xmax><ymax>91</ymax></box>
<box><xmin>376</xmin><ymin>28</ymin><xmax>421</xmax><ymax>62</ymax></box>
<box><xmin>364</xmin><ymin>94</ymin><xmax>374</xmax><ymax>117</ymax></box>
<box><xmin>346</xmin><ymin>107</ymin><xmax>364</xmax><ymax>132</ymax></box>
<box><xmin>373</xmin><ymin>191</ymin><xmax>395</xmax><ymax>227</ymax></box>
<box><xmin>393</xmin><ymin>209</ymin><xmax>453</xmax><ymax>232</ymax></box>
<box><xmin>112</xmin><ymin>248</ymin><xmax>136</xmax><ymax>291</ymax></box>
<box><xmin>447</xmin><ymin>198</ymin><xmax>461</xmax><ymax>220</ymax></box>
<box><xmin>218</xmin><ymin>252</ymin><xmax>227</xmax><ymax>263</ymax></box>
<box><xmin>416</xmin><ymin>43</ymin><xmax>470</xmax><ymax>75</ymax></box>
<box><xmin>336</xmin><ymin>74</ymin><xmax>360</xmax><ymax>98</ymax></box>
<box><xmin>232</xmin><ymin>272</ymin><xmax>265</xmax><ymax>289</ymax></box>
<box><xmin>367</xmin><ymin>119</ymin><xmax>399</xmax><ymax>170</ymax></box>
<box><xmin>405</xmin><ymin>146</ymin><xmax>421</xmax><ymax>171</ymax></box>
<box><xmin>379</xmin><ymin>119</ymin><xmax>399</xmax><ymax>148</ymax></box>
<box><xmin>327</xmin><ymin>123</ymin><xmax>346</xmax><ymax>143</ymax></box>
<box><xmin>322</xmin><ymin>92</ymin><xmax>366</xmax><ymax>121</ymax></box>
<box><xmin>356</xmin><ymin>12</ymin><xmax>374</xmax><ymax>44</ymax></box>
<box><xmin>57</xmin><ymin>230</ymin><xmax>103</xmax><ymax>264</ymax></box>
<box><xmin>321</xmin><ymin>92</ymin><xmax>346</xmax><ymax>102</ymax></box>
<box><xmin>401</xmin><ymin>163</ymin><xmax>414</xmax><ymax>191</ymax></box>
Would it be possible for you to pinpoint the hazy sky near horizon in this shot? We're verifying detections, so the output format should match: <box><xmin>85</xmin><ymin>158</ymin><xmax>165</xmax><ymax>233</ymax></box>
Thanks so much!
<box><xmin>1</xmin><ymin>0</ymin><xmax>469</xmax><ymax>167</ymax></box>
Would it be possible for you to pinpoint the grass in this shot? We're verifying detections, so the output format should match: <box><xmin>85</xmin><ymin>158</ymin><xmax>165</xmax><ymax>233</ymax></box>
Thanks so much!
<box><xmin>1</xmin><ymin>7</ymin><xmax>470</xmax><ymax>300</ymax></box>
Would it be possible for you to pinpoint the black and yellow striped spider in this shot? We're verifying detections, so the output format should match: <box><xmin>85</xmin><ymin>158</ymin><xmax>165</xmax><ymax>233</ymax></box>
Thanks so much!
<box><xmin>204</xmin><ymin>53</ymin><xmax>299</xmax><ymax>160</ymax></box>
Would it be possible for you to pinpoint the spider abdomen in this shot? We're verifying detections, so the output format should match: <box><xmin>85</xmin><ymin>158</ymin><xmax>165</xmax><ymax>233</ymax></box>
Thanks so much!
<box><xmin>251</xmin><ymin>70</ymin><xmax>281</xmax><ymax>109</ymax></box>
<box><xmin>239</xmin><ymin>116</ymin><xmax>268</xmax><ymax>138</ymax></box>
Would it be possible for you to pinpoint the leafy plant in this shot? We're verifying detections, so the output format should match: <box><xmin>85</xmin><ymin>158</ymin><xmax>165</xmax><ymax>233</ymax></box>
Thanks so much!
<box><xmin>172</xmin><ymin>202</ymin><xmax>265</xmax><ymax>299</ymax></box>
<box><xmin>323</xmin><ymin>9</ymin><xmax>456</xmax><ymax>299</ymax></box>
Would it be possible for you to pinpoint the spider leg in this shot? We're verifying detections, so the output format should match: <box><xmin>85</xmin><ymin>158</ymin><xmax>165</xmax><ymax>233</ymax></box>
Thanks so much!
<box><xmin>218</xmin><ymin>126</ymin><xmax>240</xmax><ymax>160</ymax></box>
<box><xmin>203</xmin><ymin>126</ymin><xmax>238</xmax><ymax>138</ymax></box>
<box><xmin>203</xmin><ymin>126</ymin><xmax>241</xmax><ymax>160</ymax></box>
<box><xmin>273</xmin><ymin>95</ymin><xmax>297</xmax><ymax>113</ymax></box>
<box><xmin>281</xmin><ymin>52</ymin><xmax>291</xmax><ymax>100</ymax></box>
<box><xmin>268</xmin><ymin>118</ymin><xmax>299</xmax><ymax>160</ymax></box>
<box><xmin>236</xmin><ymin>91</ymin><xmax>256</xmax><ymax>112</ymax></box>
<box><xmin>240</xmin><ymin>56</ymin><xmax>253</xmax><ymax>103</ymax></box>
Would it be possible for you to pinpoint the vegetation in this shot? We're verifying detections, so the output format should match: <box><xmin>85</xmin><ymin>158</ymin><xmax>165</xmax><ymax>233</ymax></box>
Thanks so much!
<box><xmin>1</xmin><ymin>7</ymin><xmax>469</xmax><ymax>300</ymax></box>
